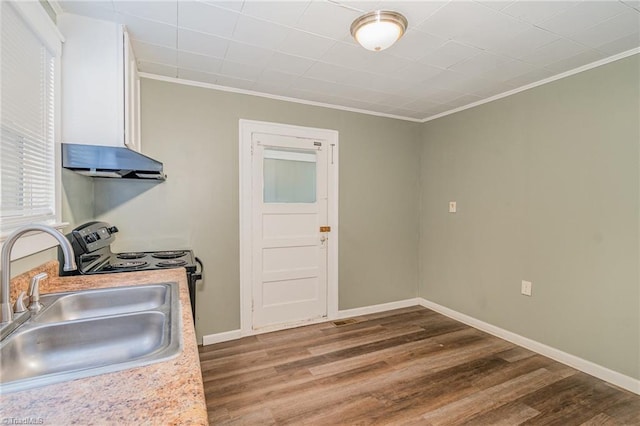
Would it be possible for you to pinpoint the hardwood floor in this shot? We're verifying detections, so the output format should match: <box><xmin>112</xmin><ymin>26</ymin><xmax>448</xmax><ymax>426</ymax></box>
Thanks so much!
<box><xmin>198</xmin><ymin>306</ymin><xmax>640</xmax><ymax>425</ymax></box>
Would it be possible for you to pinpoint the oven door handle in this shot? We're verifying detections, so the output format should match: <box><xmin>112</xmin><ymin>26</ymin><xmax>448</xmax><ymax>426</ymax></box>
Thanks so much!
<box><xmin>193</xmin><ymin>257</ymin><xmax>203</xmax><ymax>281</ymax></box>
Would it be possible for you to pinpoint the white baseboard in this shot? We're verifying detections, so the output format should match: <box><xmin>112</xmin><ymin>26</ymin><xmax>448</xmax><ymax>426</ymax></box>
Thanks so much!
<box><xmin>418</xmin><ymin>298</ymin><xmax>640</xmax><ymax>395</ymax></box>
<box><xmin>201</xmin><ymin>298</ymin><xmax>420</xmax><ymax>346</ymax></box>
<box><xmin>336</xmin><ymin>298</ymin><xmax>423</xmax><ymax>319</ymax></box>
<box><xmin>201</xmin><ymin>329</ymin><xmax>242</xmax><ymax>346</ymax></box>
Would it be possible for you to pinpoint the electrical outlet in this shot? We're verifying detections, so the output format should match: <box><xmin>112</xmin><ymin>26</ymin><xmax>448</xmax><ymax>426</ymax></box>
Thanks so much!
<box><xmin>449</xmin><ymin>201</ymin><xmax>457</xmax><ymax>213</ymax></box>
<box><xmin>521</xmin><ymin>280</ymin><xmax>532</xmax><ymax>296</ymax></box>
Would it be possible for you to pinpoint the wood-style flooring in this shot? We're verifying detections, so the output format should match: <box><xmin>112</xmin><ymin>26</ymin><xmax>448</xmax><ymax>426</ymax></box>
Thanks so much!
<box><xmin>198</xmin><ymin>306</ymin><xmax>640</xmax><ymax>425</ymax></box>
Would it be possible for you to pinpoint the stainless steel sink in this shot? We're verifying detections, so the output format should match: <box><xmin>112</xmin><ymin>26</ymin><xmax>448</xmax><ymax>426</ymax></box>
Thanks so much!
<box><xmin>0</xmin><ymin>282</ymin><xmax>181</xmax><ymax>394</ymax></box>
<box><xmin>35</xmin><ymin>284</ymin><xmax>169</xmax><ymax>323</ymax></box>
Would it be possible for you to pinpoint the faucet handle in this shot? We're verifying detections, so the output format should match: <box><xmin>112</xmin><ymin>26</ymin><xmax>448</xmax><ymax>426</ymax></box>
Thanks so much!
<box><xmin>28</xmin><ymin>273</ymin><xmax>47</xmax><ymax>296</ymax></box>
<box><xmin>28</xmin><ymin>273</ymin><xmax>47</xmax><ymax>313</ymax></box>
<box><xmin>13</xmin><ymin>291</ymin><xmax>27</xmax><ymax>313</ymax></box>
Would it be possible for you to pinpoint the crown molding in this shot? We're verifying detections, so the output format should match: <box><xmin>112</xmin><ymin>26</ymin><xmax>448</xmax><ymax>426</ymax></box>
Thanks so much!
<box><xmin>422</xmin><ymin>48</ymin><xmax>640</xmax><ymax>123</ymax></box>
<box><xmin>139</xmin><ymin>48</ymin><xmax>639</xmax><ymax>125</ymax></box>
<box><xmin>138</xmin><ymin>72</ymin><xmax>423</xmax><ymax>123</ymax></box>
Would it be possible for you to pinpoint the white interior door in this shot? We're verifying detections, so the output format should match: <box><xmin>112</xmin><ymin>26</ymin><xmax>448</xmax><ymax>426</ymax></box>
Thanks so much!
<box><xmin>251</xmin><ymin>132</ymin><xmax>328</xmax><ymax>329</ymax></box>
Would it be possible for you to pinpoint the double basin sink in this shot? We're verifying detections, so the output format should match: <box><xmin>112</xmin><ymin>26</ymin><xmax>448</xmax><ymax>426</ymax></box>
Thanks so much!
<box><xmin>0</xmin><ymin>282</ymin><xmax>182</xmax><ymax>394</ymax></box>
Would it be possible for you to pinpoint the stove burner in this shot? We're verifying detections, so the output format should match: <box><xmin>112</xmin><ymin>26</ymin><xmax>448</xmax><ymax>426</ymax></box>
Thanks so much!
<box><xmin>156</xmin><ymin>259</ymin><xmax>187</xmax><ymax>268</ymax></box>
<box><xmin>117</xmin><ymin>252</ymin><xmax>146</xmax><ymax>260</ymax></box>
<box><xmin>151</xmin><ymin>251</ymin><xmax>187</xmax><ymax>259</ymax></box>
<box><xmin>107</xmin><ymin>261</ymin><xmax>149</xmax><ymax>270</ymax></box>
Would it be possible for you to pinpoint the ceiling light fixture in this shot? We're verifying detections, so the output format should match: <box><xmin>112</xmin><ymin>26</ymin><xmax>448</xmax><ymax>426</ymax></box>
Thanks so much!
<box><xmin>350</xmin><ymin>10</ymin><xmax>408</xmax><ymax>52</ymax></box>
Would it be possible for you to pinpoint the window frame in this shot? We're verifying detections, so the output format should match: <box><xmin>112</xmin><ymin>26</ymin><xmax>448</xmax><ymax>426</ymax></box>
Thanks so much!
<box><xmin>0</xmin><ymin>1</ymin><xmax>67</xmax><ymax>261</ymax></box>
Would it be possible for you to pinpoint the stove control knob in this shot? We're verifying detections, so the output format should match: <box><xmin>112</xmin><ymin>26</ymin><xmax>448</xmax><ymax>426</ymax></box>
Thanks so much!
<box><xmin>108</xmin><ymin>226</ymin><xmax>119</xmax><ymax>234</ymax></box>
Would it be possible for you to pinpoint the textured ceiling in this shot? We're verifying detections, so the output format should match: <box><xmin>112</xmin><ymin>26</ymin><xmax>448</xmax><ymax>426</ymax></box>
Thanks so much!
<box><xmin>58</xmin><ymin>0</ymin><xmax>640</xmax><ymax>121</ymax></box>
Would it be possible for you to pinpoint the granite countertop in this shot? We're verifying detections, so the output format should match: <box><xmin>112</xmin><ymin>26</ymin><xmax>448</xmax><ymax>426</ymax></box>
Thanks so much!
<box><xmin>1</xmin><ymin>261</ymin><xmax>208</xmax><ymax>425</ymax></box>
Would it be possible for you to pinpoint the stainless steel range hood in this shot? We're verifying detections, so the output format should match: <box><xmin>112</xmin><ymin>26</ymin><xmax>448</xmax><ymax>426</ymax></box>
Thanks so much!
<box><xmin>62</xmin><ymin>144</ymin><xmax>166</xmax><ymax>180</ymax></box>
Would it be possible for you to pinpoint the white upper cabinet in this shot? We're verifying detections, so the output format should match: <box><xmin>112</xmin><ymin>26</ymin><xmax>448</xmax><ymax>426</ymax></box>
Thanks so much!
<box><xmin>59</xmin><ymin>13</ymin><xmax>141</xmax><ymax>152</ymax></box>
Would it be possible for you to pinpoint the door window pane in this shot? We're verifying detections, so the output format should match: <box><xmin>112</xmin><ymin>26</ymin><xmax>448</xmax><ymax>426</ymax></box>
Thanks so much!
<box><xmin>264</xmin><ymin>148</ymin><xmax>316</xmax><ymax>203</ymax></box>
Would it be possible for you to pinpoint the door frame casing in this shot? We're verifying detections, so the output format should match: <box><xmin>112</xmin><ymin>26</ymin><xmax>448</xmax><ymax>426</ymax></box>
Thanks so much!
<box><xmin>239</xmin><ymin>119</ymin><xmax>339</xmax><ymax>335</ymax></box>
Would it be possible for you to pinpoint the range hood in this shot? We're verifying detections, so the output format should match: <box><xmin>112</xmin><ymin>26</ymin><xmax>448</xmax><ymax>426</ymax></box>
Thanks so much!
<box><xmin>62</xmin><ymin>143</ymin><xmax>166</xmax><ymax>180</ymax></box>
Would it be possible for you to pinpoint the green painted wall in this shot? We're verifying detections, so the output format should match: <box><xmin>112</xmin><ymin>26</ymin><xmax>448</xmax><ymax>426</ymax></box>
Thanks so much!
<box><xmin>93</xmin><ymin>79</ymin><xmax>421</xmax><ymax>340</ymax></box>
<box><xmin>419</xmin><ymin>55</ymin><xmax>640</xmax><ymax>379</ymax></box>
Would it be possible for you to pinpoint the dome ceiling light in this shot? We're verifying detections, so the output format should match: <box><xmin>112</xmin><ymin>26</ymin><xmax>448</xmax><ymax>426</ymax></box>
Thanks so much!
<box><xmin>350</xmin><ymin>10</ymin><xmax>408</xmax><ymax>52</ymax></box>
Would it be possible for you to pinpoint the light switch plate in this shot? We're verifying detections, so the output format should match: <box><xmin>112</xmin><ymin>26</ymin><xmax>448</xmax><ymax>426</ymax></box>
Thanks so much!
<box><xmin>449</xmin><ymin>201</ymin><xmax>457</xmax><ymax>213</ymax></box>
<box><xmin>521</xmin><ymin>280</ymin><xmax>532</xmax><ymax>296</ymax></box>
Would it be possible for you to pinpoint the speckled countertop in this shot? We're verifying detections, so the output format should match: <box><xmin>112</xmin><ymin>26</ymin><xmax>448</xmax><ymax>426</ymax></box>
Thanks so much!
<box><xmin>1</xmin><ymin>261</ymin><xmax>208</xmax><ymax>425</ymax></box>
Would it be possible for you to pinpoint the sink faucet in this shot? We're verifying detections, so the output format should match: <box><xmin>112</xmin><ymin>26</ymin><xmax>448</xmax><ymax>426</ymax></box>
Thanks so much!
<box><xmin>1</xmin><ymin>224</ymin><xmax>77</xmax><ymax>323</ymax></box>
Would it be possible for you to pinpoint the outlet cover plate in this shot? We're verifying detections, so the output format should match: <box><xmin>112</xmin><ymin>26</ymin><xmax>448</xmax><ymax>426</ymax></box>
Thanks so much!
<box><xmin>521</xmin><ymin>280</ymin><xmax>532</xmax><ymax>296</ymax></box>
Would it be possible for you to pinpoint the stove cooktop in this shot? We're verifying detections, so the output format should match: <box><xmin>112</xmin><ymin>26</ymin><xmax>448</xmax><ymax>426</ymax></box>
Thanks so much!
<box><xmin>62</xmin><ymin>222</ymin><xmax>199</xmax><ymax>275</ymax></box>
<box><xmin>80</xmin><ymin>250</ymin><xmax>197</xmax><ymax>274</ymax></box>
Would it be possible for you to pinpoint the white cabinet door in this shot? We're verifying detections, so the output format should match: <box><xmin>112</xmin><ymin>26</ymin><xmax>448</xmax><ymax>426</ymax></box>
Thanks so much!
<box><xmin>59</xmin><ymin>14</ymin><xmax>140</xmax><ymax>150</ymax></box>
<box><xmin>123</xmin><ymin>30</ymin><xmax>141</xmax><ymax>152</ymax></box>
<box><xmin>59</xmin><ymin>14</ymin><xmax>123</xmax><ymax>147</ymax></box>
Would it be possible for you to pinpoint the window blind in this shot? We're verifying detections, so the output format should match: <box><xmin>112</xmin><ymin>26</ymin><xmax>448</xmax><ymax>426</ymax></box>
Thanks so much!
<box><xmin>1</xmin><ymin>1</ymin><xmax>56</xmax><ymax>234</ymax></box>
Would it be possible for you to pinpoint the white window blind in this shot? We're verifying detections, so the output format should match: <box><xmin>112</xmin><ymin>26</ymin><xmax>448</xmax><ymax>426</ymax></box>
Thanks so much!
<box><xmin>1</xmin><ymin>1</ymin><xmax>56</xmax><ymax>234</ymax></box>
